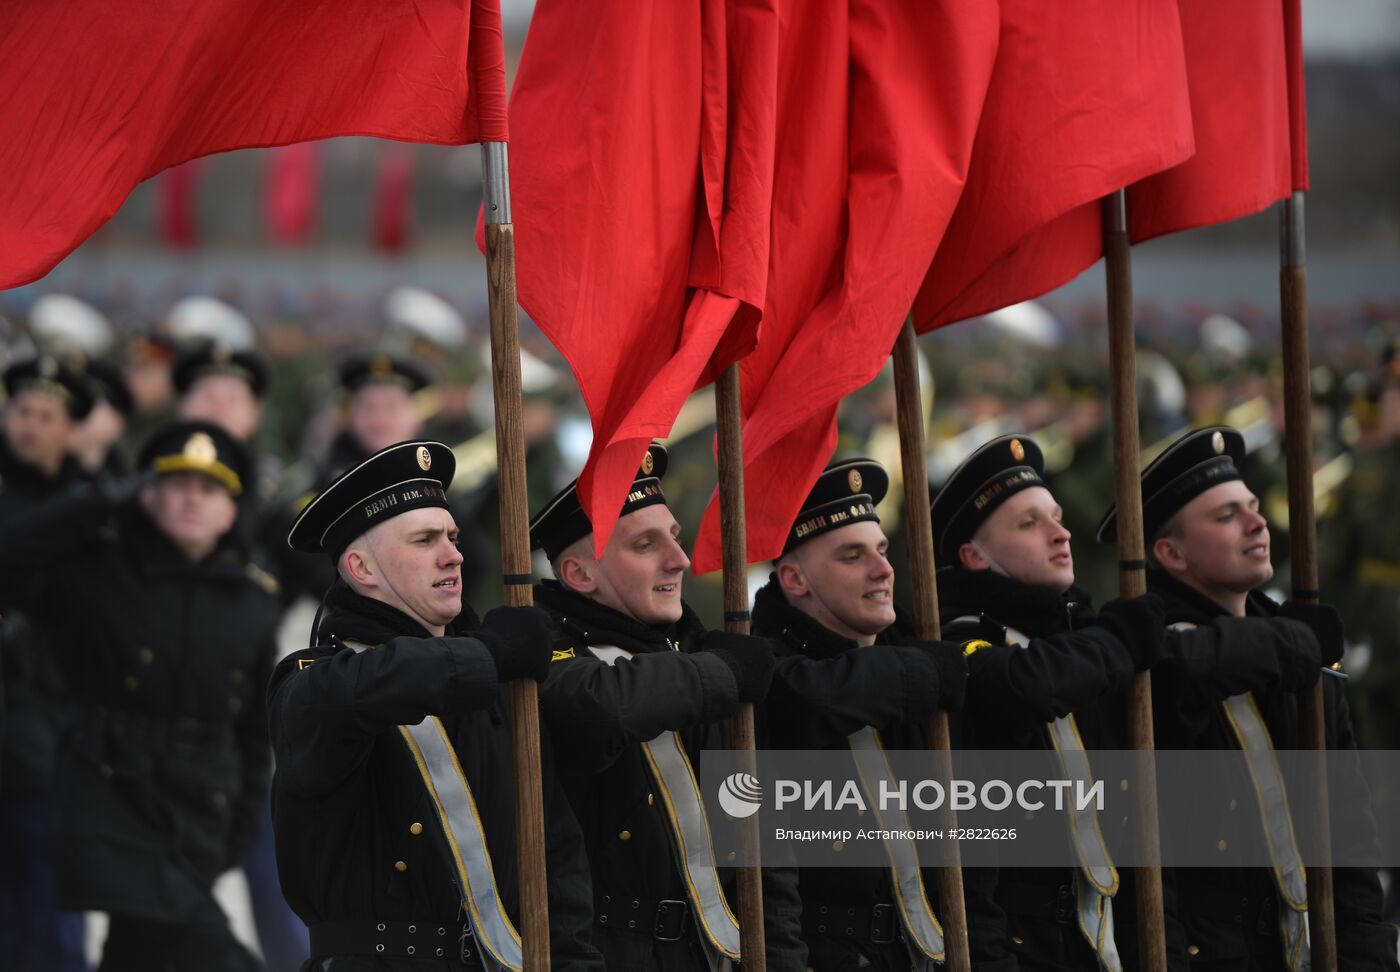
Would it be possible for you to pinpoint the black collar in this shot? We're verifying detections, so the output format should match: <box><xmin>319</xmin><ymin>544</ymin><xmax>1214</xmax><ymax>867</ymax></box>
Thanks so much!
<box><xmin>316</xmin><ymin>582</ymin><xmax>482</xmax><ymax>648</ymax></box>
<box><xmin>1145</xmin><ymin>567</ymin><xmax>1277</xmax><ymax>624</ymax></box>
<box><xmin>533</xmin><ymin>579</ymin><xmax>706</xmax><ymax>654</ymax></box>
<box><xmin>751</xmin><ymin>573</ymin><xmax>900</xmax><ymax>659</ymax></box>
<box><xmin>936</xmin><ymin>565</ymin><xmax>1096</xmax><ymax>636</ymax></box>
<box><xmin>0</xmin><ymin>436</ymin><xmax>84</xmax><ymax>493</ymax></box>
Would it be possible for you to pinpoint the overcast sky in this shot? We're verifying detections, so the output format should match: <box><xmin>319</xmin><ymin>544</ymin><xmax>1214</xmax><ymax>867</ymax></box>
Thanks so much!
<box><xmin>501</xmin><ymin>0</ymin><xmax>1400</xmax><ymax>60</ymax></box>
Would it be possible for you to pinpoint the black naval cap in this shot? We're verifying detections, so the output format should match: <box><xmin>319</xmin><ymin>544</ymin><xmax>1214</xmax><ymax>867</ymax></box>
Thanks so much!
<box><xmin>288</xmin><ymin>439</ymin><xmax>456</xmax><ymax>557</ymax></box>
<box><xmin>529</xmin><ymin>443</ymin><xmax>669</xmax><ymax>561</ymax></box>
<box><xmin>782</xmin><ymin>458</ymin><xmax>889</xmax><ymax>555</ymax></box>
<box><xmin>338</xmin><ymin>352</ymin><xmax>431</xmax><ymax>394</ymax></box>
<box><xmin>172</xmin><ymin>341</ymin><xmax>271</xmax><ymax>398</ymax></box>
<box><xmin>85</xmin><ymin>359</ymin><xmax>134</xmax><ymax>416</ymax></box>
<box><xmin>139</xmin><ymin>420</ymin><xmax>249</xmax><ymax>497</ymax></box>
<box><xmin>930</xmin><ymin>434</ymin><xmax>1046</xmax><ymax>562</ymax></box>
<box><xmin>1097</xmin><ymin>425</ymin><xmax>1246</xmax><ymax>544</ymax></box>
<box><xmin>2</xmin><ymin>353</ymin><xmax>95</xmax><ymax>420</ymax></box>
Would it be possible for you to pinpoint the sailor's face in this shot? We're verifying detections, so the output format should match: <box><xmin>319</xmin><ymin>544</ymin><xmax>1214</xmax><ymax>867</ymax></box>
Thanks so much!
<box><xmin>591</xmin><ymin>504</ymin><xmax>690</xmax><ymax>626</ymax></box>
<box><xmin>367</xmin><ymin>507</ymin><xmax>465</xmax><ymax>630</ymax></box>
<box><xmin>1166</xmin><ymin>480</ymin><xmax>1273</xmax><ymax>594</ymax></box>
<box><xmin>349</xmin><ymin>384</ymin><xmax>421</xmax><ymax>455</ymax></box>
<box><xmin>971</xmin><ymin>486</ymin><xmax>1075</xmax><ymax>593</ymax></box>
<box><xmin>784</xmin><ymin>521</ymin><xmax>895</xmax><ymax>642</ymax></box>
<box><xmin>3</xmin><ymin>389</ymin><xmax>72</xmax><ymax>474</ymax></box>
<box><xmin>144</xmin><ymin>472</ymin><xmax>238</xmax><ymax>560</ymax></box>
<box><xmin>179</xmin><ymin>375</ymin><xmax>263</xmax><ymax>442</ymax></box>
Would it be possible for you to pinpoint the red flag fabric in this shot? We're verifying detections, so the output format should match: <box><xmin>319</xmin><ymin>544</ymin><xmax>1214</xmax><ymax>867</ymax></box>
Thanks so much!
<box><xmin>1128</xmin><ymin>0</ymin><xmax>1300</xmax><ymax>242</ymax></box>
<box><xmin>373</xmin><ymin>150</ymin><xmax>415</xmax><ymax>255</ymax></box>
<box><xmin>159</xmin><ymin>161</ymin><xmax>203</xmax><ymax>251</ymax></box>
<box><xmin>499</xmin><ymin>0</ymin><xmax>780</xmax><ymax>553</ymax></box>
<box><xmin>912</xmin><ymin>0</ymin><xmax>1195</xmax><ymax>330</ymax></box>
<box><xmin>265</xmin><ymin>143</ymin><xmax>320</xmax><ymax>247</ymax></box>
<box><xmin>1282</xmin><ymin>0</ymin><xmax>1308</xmax><ymax>191</ymax></box>
<box><xmin>694</xmin><ymin>0</ymin><xmax>1198</xmax><ymax>574</ymax></box>
<box><xmin>0</xmin><ymin>0</ymin><xmax>506</xmax><ymax>289</ymax></box>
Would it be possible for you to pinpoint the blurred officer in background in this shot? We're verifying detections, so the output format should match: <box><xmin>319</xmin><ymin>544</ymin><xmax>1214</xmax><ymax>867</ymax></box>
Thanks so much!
<box><xmin>0</xmin><ymin>420</ymin><xmax>279</xmax><ymax>971</ymax></box>
<box><xmin>0</xmin><ymin>353</ymin><xmax>95</xmax><ymax>972</ymax></box>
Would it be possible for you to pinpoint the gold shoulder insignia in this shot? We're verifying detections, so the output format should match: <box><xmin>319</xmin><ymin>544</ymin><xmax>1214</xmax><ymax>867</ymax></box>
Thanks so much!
<box><xmin>297</xmin><ymin>657</ymin><xmax>317</xmax><ymax>670</ymax></box>
<box><xmin>551</xmin><ymin>646</ymin><xmax>576</xmax><ymax>662</ymax></box>
<box><xmin>961</xmin><ymin>639</ymin><xmax>994</xmax><ymax>657</ymax></box>
<box><xmin>245</xmin><ymin>563</ymin><xmax>281</xmax><ymax>597</ymax></box>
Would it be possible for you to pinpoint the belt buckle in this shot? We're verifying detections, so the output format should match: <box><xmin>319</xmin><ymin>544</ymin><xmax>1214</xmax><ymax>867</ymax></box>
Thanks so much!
<box><xmin>870</xmin><ymin>903</ymin><xmax>897</xmax><ymax>945</ymax></box>
<box><xmin>654</xmin><ymin>899</ymin><xmax>689</xmax><ymax>942</ymax></box>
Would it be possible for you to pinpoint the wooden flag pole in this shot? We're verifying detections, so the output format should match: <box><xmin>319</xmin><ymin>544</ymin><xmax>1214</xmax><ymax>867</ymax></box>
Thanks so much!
<box><xmin>715</xmin><ymin>363</ymin><xmax>767</xmax><ymax>970</ymax></box>
<box><xmin>1101</xmin><ymin>190</ymin><xmax>1168</xmax><ymax>972</ymax></box>
<box><xmin>481</xmin><ymin>141</ymin><xmax>551</xmax><ymax>971</ymax></box>
<box><xmin>892</xmin><ymin>317</ymin><xmax>972</xmax><ymax>972</ymax></box>
<box><xmin>1279</xmin><ymin>191</ymin><xmax>1338</xmax><ymax>971</ymax></box>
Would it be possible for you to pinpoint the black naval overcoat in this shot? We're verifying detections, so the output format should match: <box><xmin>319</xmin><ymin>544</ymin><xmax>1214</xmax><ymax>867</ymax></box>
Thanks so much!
<box><xmin>533</xmin><ymin>580</ymin><xmax>806</xmax><ymax>972</ymax></box>
<box><xmin>267</xmin><ymin>583</ymin><xmax>602</xmax><ymax>972</ymax></box>
<box><xmin>1147</xmin><ymin>569</ymin><xmax>1399</xmax><ymax>971</ymax></box>
<box><xmin>0</xmin><ymin>438</ymin><xmax>88</xmax><ymax>792</ymax></box>
<box><xmin>751</xmin><ymin>575</ymin><xmax>1015</xmax><ymax>972</ymax></box>
<box><xmin>0</xmin><ymin>482</ymin><xmax>279</xmax><ymax>920</ymax></box>
<box><xmin>937</xmin><ymin>566</ymin><xmax>1189</xmax><ymax>972</ymax></box>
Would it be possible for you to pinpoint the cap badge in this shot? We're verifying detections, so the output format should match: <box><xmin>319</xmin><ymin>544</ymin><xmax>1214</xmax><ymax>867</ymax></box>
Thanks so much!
<box><xmin>1009</xmin><ymin>438</ymin><xmax>1025</xmax><ymax>462</ymax></box>
<box><xmin>183</xmin><ymin>432</ymin><xmax>218</xmax><ymax>466</ymax></box>
<box><xmin>212</xmin><ymin>344</ymin><xmax>231</xmax><ymax>364</ymax></box>
<box><xmin>1211</xmin><ymin>431</ymin><xmax>1225</xmax><ymax>455</ymax></box>
<box><xmin>848</xmin><ymin>469</ymin><xmax>863</xmax><ymax>493</ymax></box>
<box><xmin>38</xmin><ymin>356</ymin><xmax>58</xmax><ymax>379</ymax></box>
<box><xmin>641</xmin><ymin>451</ymin><xmax>655</xmax><ymax>475</ymax></box>
<box><xmin>416</xmin><ymin>446</ymin><xmax>432</xmax><ymax>471</ymax></box>
<box><xmin>370</xmin><ymin>355</ymin><xmax>392</xmax><ymax>377</ymax></box>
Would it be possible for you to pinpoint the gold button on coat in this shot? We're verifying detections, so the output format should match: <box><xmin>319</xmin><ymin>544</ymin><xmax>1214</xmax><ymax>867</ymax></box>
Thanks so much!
<box><xmin>395</xmin><ymin>860</ymin><xmax>408</xmax><ymax>872</ymax></box>
<box><xmin>138</xmin><ymin>648</ymin><xmax>155</xmax><ymax>665</ymax></box>
<box><xmin>123</xmin><ymin>675</ymin><xmax>139</xmax><ymax>691</ymax></box>
<box><xmin>1188</xmin><ymin>946</ymin><xmax>1200</xmax><ymax>956</ymax></box>
<box><xmin>618</xmin><ymin>830</ymin><xmax>631</xmax><ymax>841</ymax></box>
<box><xmin>410</xmin><ymin>822</ymin><xmax>424</xmax><ymax>835</ymax></box>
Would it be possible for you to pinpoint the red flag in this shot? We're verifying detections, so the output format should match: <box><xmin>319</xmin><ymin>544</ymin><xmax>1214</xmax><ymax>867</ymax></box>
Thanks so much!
<box><xmin>913</xmin><ymin>0</ymin><xmax>1195</xmax><ymax>330</ymax></box>
<box><xmin>1282</xmin><ymin>0</ymin><xmax>1308</xmax><ymax>191</ymax></box>
<box><xmin>498</xmin><ymin>0</ymin><xmax>780</xmax><ymax>553</ymax></box>
<box><xmin>373</xmin><ymin>150</ymin><xmax>415</xmax><ymax>255</ymax></box>
<box><xmin>0</xmin><ymin>0</ymin><xmax>506</xmax><ymax>289</ymax></box>
<box><xmin>265</xmin><ymin>143</ymin><xmax>320</xmax><ymax>246</ymax></box>
<box><xmin>1128</xmin><ymin>0</ymin><xmax>1300</xmax><ymax>241</ymax></box>
<box><xmin>159</xmin><ymin>161</ymin><xmax>203</xmax><ymax>251</ymax></box>
<box><xmin>688</xmin><ymin>0</ymin><xmax>1001</xmax><ymax>572</ymax></box>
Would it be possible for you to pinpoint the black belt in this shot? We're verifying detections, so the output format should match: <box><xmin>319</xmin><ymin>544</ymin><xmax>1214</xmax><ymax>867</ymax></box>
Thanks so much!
<box><xmin>595</xmin><ymin>894</ymin><xmax>692</xmax><ymax>942</ymax></box>
<box><xmin>802</xmin><ymin>900</ymin><xmax>899</xmax><ymax>946</ymax></box>
<box><xmin>309</xmin><ymin>919</ymin><xmax>478</xmax><ymax>965</ymax></box>
<box><xmin>997</xmin><ymin>881</ymin><xmax>1077</xmax><ymax>926</ymax></box>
